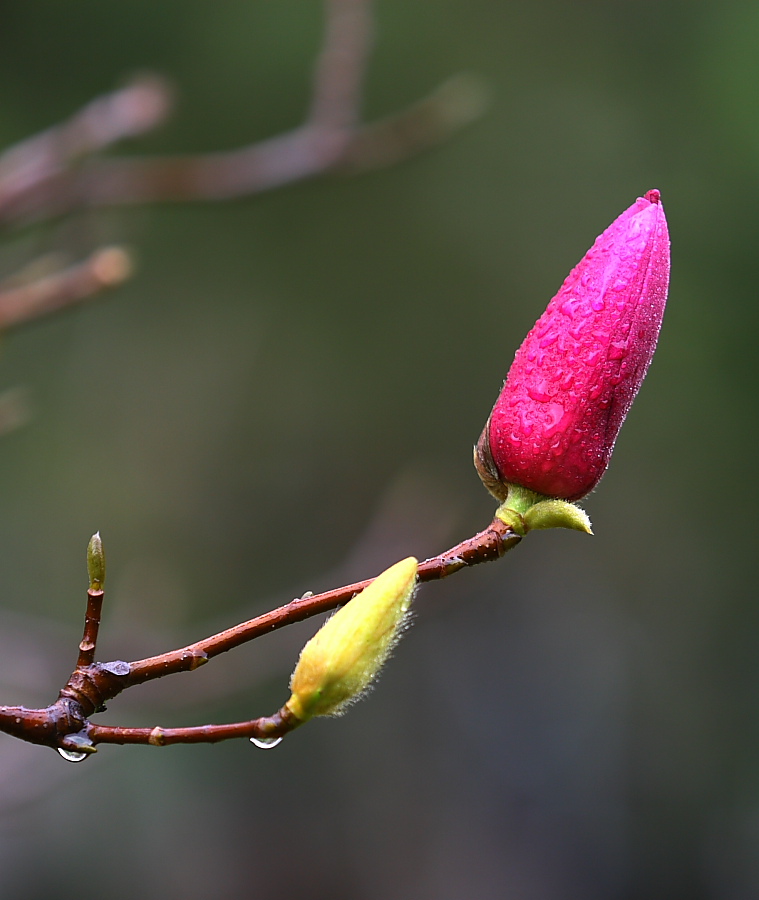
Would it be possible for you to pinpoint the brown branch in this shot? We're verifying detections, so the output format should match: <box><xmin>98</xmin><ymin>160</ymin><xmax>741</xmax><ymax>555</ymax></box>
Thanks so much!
<box><xmin>87</xmin><ymin>705</ymin><xmax>301</xmax><ymax>748</ymax></box>
<box><xmin>0</xmin><ymin>247</ymin><xmax>132</xmax><ymax>330</ymax></box>
<box><xmin>76</xmin><ymin>590</ymin><xmax>104</xmax><ymax>670</ymax></box>
<box><xmin>125</xmin><ymin>517</ymin><xmax>520</xmax><ymax>688</ymax></box>
<box><xmin>0</xmin><ymin>516</ymin><xmax>519</xmax><ymax>755</ymax></box>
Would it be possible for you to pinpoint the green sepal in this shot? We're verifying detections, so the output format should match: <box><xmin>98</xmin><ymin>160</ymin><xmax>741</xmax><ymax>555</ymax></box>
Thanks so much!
<box><xmin>494</xmin><ymin>484</ymin><xmax>592</xmax><ymax>536</ymax></box>
<box><xmin>494</xmin><ymin>505</ymin><xmax>526</xmax><ymax>536</ymax></box>
<box><xmin>523</xmin><ymin>500</ymin><xmax>592</xmax><ymax>534</ymax></box>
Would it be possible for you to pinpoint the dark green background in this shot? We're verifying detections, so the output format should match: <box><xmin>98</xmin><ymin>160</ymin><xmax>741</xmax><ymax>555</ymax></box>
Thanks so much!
<box><xmin>0</xmin><ymin>2</ymin><xmax>755</xmax><ymax>897</ymax></box>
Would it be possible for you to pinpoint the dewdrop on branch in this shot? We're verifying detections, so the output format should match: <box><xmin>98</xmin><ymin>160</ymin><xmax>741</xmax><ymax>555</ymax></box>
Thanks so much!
<box><xmin>286</xmin><ymin>557</ymin><xmax>418</xmax><ymax>722</ymax></box>
<box><xmin>475</xmin><ymin>189</ymin><xmax>670</xmax><ymax>519</ymax></box>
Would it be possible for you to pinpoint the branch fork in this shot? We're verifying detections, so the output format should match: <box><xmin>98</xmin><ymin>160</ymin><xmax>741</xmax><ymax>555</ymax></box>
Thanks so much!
<box><xmin>0</xmin><ymin>520</ymin><xmax>519</xmax><ymax>758</ymax></box>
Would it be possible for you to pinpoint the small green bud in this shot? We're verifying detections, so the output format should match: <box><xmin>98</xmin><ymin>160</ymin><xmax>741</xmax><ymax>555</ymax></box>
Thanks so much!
<box><xmin>286</xmin><ymin>557</ymin><xmax>418</xmax><ymax>722</ymax></box>
<box><xmin>87</xmin><ymin>532</ymin><xmax>106</xmax><ymax>590</ymax></box>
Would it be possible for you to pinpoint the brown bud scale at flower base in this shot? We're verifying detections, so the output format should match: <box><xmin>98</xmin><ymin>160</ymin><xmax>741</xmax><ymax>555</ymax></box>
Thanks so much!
<box><xmin>476</xmin><ymin>190</ymin><xmax>670</xmax><ymax>502</ymax></box>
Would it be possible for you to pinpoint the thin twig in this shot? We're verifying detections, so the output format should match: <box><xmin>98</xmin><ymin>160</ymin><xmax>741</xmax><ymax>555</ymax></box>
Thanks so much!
<box><xmin>76</xmin><ymin>591</ymin><xmax>104</xmax><ymax>669</ymax></box>
<box><xmin>87</xmin><ymin>705</ymin><xmax>300</xmax><ymax>747</ymax></box>
<box><xmin>0</xmin><ymin>247</ymin><xmax>132</xmax><ymax>330</ymax></box>
<box><xmin>125</xmin><ymin>518</ymin><xmax>520</xmax><ymax>688</ymax></box>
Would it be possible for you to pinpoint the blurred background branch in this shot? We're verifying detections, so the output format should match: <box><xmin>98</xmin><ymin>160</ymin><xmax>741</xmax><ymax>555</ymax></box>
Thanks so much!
<box><xmin>0</xmin><ymin>0</ymin><xmax>486</xmax><ymax>228</ymax></box>
<box><xmin>0</xmin><ymin>247</ymin><xmax>131</xmax><ymax>329</ymax></box>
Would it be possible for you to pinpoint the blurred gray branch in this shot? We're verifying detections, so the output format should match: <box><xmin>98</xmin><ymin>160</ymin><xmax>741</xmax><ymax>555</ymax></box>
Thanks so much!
<box><xmin>0</xmin><ymin>0</ymin><xmax>486</xmax><ymax>228</ymax></box>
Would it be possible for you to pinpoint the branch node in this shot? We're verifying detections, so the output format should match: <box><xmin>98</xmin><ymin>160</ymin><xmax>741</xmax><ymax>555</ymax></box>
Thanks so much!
<box><xmin>149</xmin><ymin>726</ymin><xmax>166</xmax><ymax>747</ymax></box>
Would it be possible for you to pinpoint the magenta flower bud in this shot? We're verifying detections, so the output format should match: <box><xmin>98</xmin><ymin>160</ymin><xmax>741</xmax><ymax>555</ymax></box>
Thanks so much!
<box><xmin>475</xmin><ymin>190</ymin><xmax>670</xmax><ymax>502</ymax></box>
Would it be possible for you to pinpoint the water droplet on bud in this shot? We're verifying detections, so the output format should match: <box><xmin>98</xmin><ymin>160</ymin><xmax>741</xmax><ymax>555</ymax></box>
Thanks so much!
<box><xmin>608</xmin><ymin>342</ymin><xmax>628</xmax><ymax>361</ymax></box>
<box><xmin>539</xmin><ymin>332</ymin><xmax>558</xmax><ymax>349</ymax></box>
<box><xmin>527</xmin><ymin>384</ymin><xmax>551</xmax><ymax>403</ymax></box>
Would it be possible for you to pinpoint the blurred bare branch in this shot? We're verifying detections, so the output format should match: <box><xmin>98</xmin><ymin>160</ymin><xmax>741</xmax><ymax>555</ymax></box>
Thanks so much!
<box><xmin>341</xmin><ymin>73</ymin><xmax>490</xmax><ymax>172</ymax></box>
<box><xmin>0</xmin><ymin>76</ymin><xmax>173</xmax><ymax>226</ymax></box>
<box><xmin>308</xmin><ymin>0</ymin><xmax>374</xmax><ymax>131</ymax></box>
<box><xmin>0</xmin><ymin>0</ymin><xmax>486</xmax><ymax>227</ymax></box>
<box><xmin>0</xmin><ymin>247</ymin><xmax>132</xmax><ymax>330</ymax></box>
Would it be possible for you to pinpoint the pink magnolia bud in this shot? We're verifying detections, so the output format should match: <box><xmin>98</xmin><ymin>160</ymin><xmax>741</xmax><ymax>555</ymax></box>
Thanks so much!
<box><xmin>475</xmin><ymin>190</ymin><xmax>670</xmax><ymax>502</ymax></box>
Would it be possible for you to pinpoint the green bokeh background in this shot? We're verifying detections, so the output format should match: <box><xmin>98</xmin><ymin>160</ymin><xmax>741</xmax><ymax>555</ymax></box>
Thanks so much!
<box><xmin>0</xmin><ymin>2</ymin><xmax>756</xmax><ymax>897</ymax></box>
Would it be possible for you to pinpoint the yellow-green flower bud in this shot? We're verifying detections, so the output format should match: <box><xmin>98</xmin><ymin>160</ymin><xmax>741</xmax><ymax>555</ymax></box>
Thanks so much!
<box><xmin>286</xmin><ymin>557</ymin><xmax>418</xmax><ymax>722</ymax></box>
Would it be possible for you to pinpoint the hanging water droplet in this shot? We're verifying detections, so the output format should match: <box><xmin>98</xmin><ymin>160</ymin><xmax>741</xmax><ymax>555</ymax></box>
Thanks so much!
<box><xmin>57</xmin><ymin>748</ymin><xmax>88</xmax><ymax>763</ymax></box>
<box><xmin>250</xmin><ymin>736</ymin><xmax>283</xmax><ymax>750</ymax></box>
<box><xmin>591</xmin><ymin>299</ymin><xmax>605</xmax><ymax>312</ymax></box>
